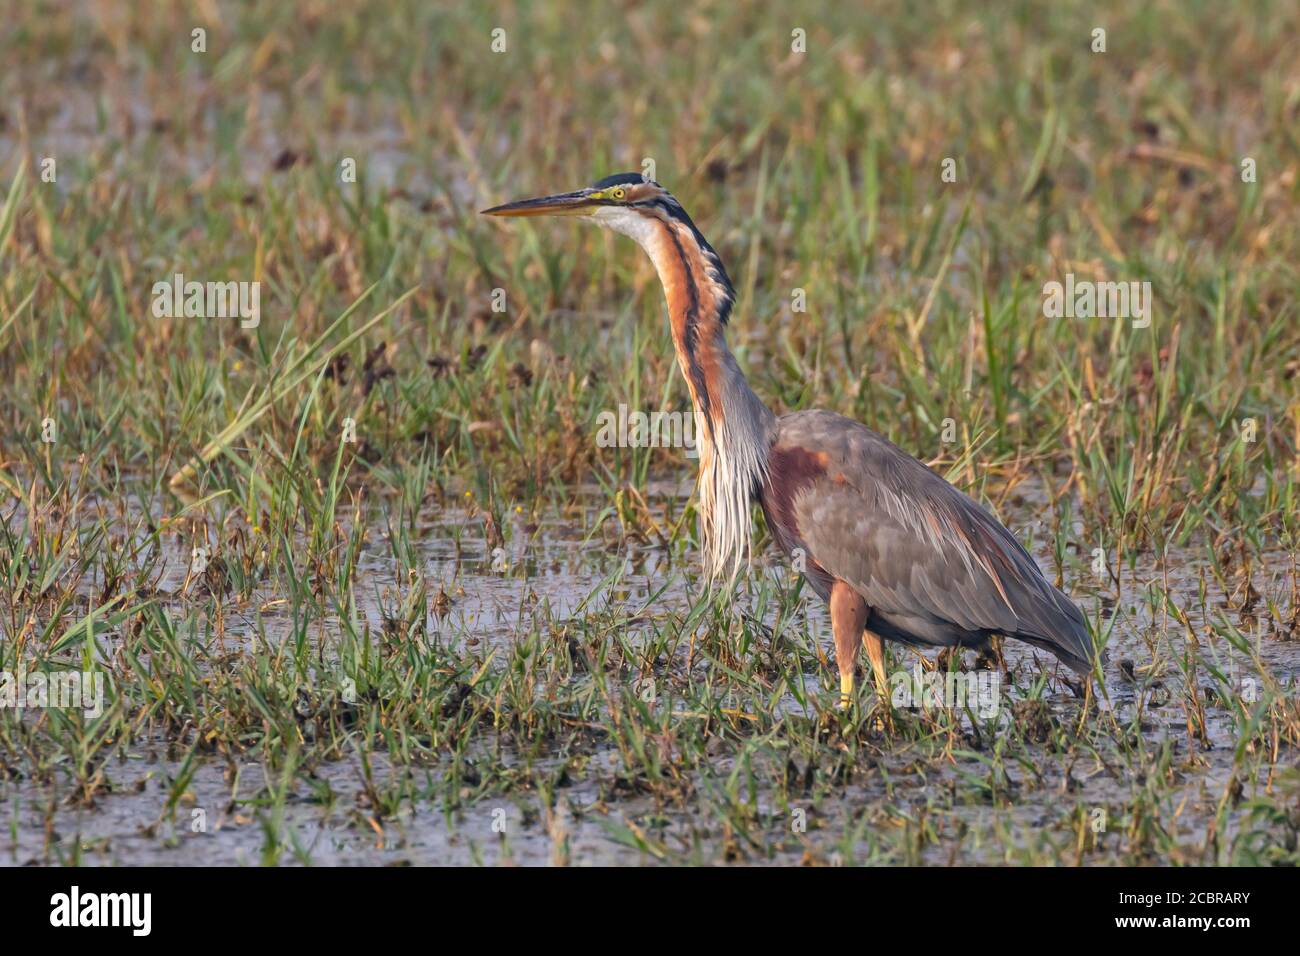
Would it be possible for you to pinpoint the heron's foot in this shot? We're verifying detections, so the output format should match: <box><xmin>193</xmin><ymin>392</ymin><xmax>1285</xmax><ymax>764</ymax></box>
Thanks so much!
<box><xmin>838</xmin><ymin>672</ymin><xmax>853</xmax><ymax>710</ymax></box>
<box><xmin>870</xmin><ymin>665</ymin><xmax>890</xmax><ymax>702</ymax></box>
<box><xmin>864</xmin><ymin>691</ymin><xmax>893</xmax><ymax>730</ymax></box>
<box><xmin>863</xmin><ymin>630</ymin><xmax>890</xmax><ymax>701</ymax></box>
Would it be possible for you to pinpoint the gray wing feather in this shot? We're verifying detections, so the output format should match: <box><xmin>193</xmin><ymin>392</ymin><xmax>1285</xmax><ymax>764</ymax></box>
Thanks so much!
<box><xmin>775</xmin><ymin>410</ymin><xmax>1092</xmax><ymax>670</ymax></box>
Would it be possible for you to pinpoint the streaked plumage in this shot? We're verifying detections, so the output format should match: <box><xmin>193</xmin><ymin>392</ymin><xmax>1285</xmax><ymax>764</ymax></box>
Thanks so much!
<box><xmin>483</xmin><ymin>173</ymin><xmax>1099</xmax><ymax>707</ymax></box>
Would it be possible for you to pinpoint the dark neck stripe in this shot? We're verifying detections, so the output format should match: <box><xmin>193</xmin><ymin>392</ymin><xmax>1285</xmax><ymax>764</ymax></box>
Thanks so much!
<box><xmin>644</xmin><ymin>199</ymin><xmax>736</xmax><ymax>325</ymax></box>
<box><xmin>664</xmin><ymin>223</ymin><xmax>716</xmax><ymax>438</ymax></box>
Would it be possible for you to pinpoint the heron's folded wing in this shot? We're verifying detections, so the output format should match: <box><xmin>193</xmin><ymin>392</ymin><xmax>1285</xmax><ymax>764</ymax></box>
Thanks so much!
<box><xmin>775</xmin><ymin>410</ymin><xmax>1083</xmax><ymax>645</ymax></box>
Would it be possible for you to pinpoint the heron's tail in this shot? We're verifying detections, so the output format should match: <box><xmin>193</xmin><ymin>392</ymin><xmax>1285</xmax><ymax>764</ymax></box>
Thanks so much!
<box><xmin>1015</xmin><ymin>588</ymin><xmax>1104</xmax><ymax>675</ymax></box>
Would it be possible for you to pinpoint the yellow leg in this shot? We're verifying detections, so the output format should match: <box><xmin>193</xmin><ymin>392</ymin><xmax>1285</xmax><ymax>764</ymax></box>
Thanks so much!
<box><xmin>830</xmin><ymin>581</ymin><xmax>868</xmax><ymax>710</ymax></box>
<box><xmin>839</xmin><ymin>671</ymin><xmax>854</xmax><ymax>709</ymax></box>
<box><xmin>863</xmin><ymin>629</ymin><xmax>888</xmax><ymax>696</ymax></box>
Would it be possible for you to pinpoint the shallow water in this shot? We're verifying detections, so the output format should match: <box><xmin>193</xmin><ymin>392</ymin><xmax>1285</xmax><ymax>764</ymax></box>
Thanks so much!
<box><xmin>2</xmin><ymin>483</ymin><xmax>1296</xmax><ymax>866</ymax></box>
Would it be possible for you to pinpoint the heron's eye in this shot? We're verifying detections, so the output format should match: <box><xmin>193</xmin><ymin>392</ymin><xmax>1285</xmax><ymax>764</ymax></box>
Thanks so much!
<box><xmin>610</xmin><ymin>186</ymin><xmax>627</xmax><ymax>200</ymax></box>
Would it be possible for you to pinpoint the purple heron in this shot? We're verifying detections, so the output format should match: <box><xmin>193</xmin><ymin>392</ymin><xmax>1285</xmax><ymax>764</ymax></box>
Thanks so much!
<box><xmin>484</xmin><ymin>173</ymin><xmax>1099</xmax><ymax>707</ymax></box>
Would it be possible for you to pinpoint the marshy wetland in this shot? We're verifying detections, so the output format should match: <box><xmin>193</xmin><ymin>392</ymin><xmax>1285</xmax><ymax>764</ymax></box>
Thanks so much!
<box><xmin>1</xmin><ymin>2</ymin><xmax>1298</xmax><ymax>866</ymax></box>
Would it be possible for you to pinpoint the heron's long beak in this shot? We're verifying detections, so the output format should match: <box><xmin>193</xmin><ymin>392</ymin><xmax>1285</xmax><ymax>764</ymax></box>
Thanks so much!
<box><xmin>481</xmin><ymin>189</ymin><xmax>596</xmax><ymax>218</ymax></box>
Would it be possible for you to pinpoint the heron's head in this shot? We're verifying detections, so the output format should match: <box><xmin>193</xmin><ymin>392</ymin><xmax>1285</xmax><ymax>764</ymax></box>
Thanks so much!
<box><xmin>481</xmin><ymin>172</ymin><xmax>688</xmax><ymax>243</ymax></box>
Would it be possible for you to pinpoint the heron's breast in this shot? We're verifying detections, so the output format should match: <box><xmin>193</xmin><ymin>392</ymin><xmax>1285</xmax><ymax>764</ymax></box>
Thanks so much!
<box><xmin>762</xmin><ymin>444</ymin><xmax>831</xmax><ymax>561</ymax></box>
